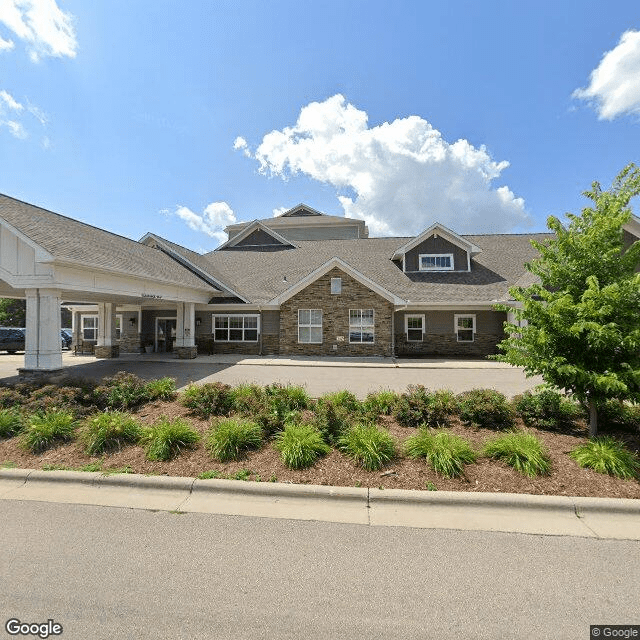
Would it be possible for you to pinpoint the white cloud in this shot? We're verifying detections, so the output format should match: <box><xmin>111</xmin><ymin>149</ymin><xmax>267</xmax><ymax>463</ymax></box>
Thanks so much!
<box><xmin>272</xmin><ymin>206</ymin><xmax>287</xmax><ymax>217</ymax></box>
<box><xmin>573</xmin><ymin>30</ymin><xmax>640</xmax><ymax>121</ymax></box>
<box><xmin>171</xmin><ymin>201</ymin><xmax>237</xmax><ymax>244</ymax></box>
<box><xmin>0</xmin><ymin>0</ymin><xmax>77</xmax><ymax>62</ymax></box>
<box><xmin>233</xmin><ymin>136</ymin><xmax>247</xmax><ymax>150</ymax></box>
<box><xmin>241</xmin><ymin>95</ymin><xmax>528</xmax><ymax>235</ymax></box>
<box><xmin>0</xmin><ymin>35</ymin><xmax>14</xmax><ymax>51</ymax></box>
<box><xmin>0</xmin><ymin>89</ymin><xmax>23</xmax><ymax>111</ymax></box>
<box><xmin>0</xmin><ymin>88</ymin><xmax>47</xmax><ymax>139</ymax></box>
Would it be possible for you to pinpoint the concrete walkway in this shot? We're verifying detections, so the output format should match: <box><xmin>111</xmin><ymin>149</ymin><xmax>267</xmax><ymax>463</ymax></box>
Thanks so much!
<box><xmin>1</xmin><ymin>468</ymin><xmax>638</xmax><ymax>540</ymax></box>
<box><xmin>0</xmin><ymin>352</ymin><xmax>544</xmax><ymax>397</ymax></box>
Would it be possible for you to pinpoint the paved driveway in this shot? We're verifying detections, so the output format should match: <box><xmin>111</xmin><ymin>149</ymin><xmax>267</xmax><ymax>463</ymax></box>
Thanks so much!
<box><xmin>0</xmin><ymin>352</ymin><xmax>543</xmax><ymax>398</ymax></box>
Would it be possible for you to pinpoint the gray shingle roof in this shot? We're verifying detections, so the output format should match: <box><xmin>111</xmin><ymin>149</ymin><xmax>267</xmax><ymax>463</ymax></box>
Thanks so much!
<box><xmin>199</xmin><ymin>233</ymin><xmax>553</xmax><ymax>304</ymax></box>
<box><xmin>0</xmin><ymin>194</ymin><xmax>214</xmax><ymax>291</ymax></box>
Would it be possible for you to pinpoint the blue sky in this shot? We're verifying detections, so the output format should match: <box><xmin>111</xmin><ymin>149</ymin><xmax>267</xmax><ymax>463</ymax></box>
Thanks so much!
<box><xmin>0</xmin><ymin>0</ymin><xmax>638</xmax><ymax>251</ymax></box>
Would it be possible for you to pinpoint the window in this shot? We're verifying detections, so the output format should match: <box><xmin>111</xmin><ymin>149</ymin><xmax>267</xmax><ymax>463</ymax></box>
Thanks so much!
<box><xmin>115</xmin><ymin>314</ymin><xmax>123</xmax><ymax>340</ymax></box>
<box><xmin>419</xmin><ymin>253</ymin><xmax>454</xmax><ymax>271</ymax></box>
<box><xmin>298</xmin><ymin>309</ymin><xmax>322</xmax><ymax>344</ymax></box>
<box><xmin>82</xmin><ymin>315</ymin><xmax>98</xmax><ymax>341</ymax></box>
<box><xmin>331</xmin><ymin>277</ymin><xmax>342</xmax><ymax>294</ymax></box>
<box><xmin>349</xmin><ymin>309</ymin><xmax>374</xmax><ymax>343</ymax></box>
<box><xmin>405</xmin><ymin>314</ymin><xmax>425</xmax><ymax>342</ymax></box>
<box><xmin>454</xmin><ymin>314</ymin><xmax>475</xmax><ymax>342</ymax></box>
<box><xmin>213</xmin><ymin>315</ymin><xmax>259</xmax><ymax>342</ymax></box>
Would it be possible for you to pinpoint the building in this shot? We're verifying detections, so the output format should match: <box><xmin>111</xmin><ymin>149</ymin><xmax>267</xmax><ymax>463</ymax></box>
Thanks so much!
<box><xmin>1</xmin><ymin>195</ymin><xmax>638</xmax><ymax>376</ymax></box>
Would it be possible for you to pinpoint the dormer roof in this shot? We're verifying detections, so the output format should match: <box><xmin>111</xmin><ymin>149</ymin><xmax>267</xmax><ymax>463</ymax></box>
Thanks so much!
<box><xmin>391</xmin><ymin>222</ymin><xmax>483</xmax><ymax>261</ymax></box>
<box><xmin>216</xmin><ymin>220</ymin><xmax>297</xmax><ymax>250</ymax></box>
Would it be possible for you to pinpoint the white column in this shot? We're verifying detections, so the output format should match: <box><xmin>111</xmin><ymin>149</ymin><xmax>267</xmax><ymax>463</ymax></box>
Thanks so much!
<box><xmin>24</xmin><ymin>288</ymin><xmax>63</xmax><ymax>370</ymax></box>
<box><xmin>96</xmin><ymin>303</ymin><xmax>116</xmax><ymax>347</ymax></box>
<box><xmin>72</xmin><ymin>310</ymin><xmax>82</xmax><ymax>346</ymax></box>
<box><xmin>175</xmin><ymin>302</ymin><xmax>195</xmax><ymax>347</ymax></box>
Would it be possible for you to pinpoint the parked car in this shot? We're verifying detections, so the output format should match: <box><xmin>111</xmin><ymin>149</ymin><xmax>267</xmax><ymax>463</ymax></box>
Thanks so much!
<box><xmin>61</xmin><ymin>329</ymin><xmax>73</xmax><ymax>350</ymax></box>
<box><xmin>0</xmin><ymin>327</ymin><xmax>25</xmax><ymax>354</ymax></box>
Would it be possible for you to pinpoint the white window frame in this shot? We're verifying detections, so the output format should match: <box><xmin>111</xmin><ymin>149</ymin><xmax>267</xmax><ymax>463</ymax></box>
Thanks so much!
<box><xmin>298</xmin><ymin>309</ymin><xmax>323</xmax><ymax>344</ymax></box>
<box><xmin>212</xmin><ymin>314</ymin><xmax>260</xmax><ymax>342</ymax></box>
<box><xmin>454</xmin><ymin>314</ymin><xmax>476</xmax><ymax>342</ymax></box>
<box><xmin>81</xmin><ymin>315</ymin><xmax>98</xmax><ymax>341</ymax></box>
<box><xmin>405</xmin><ymin>314</ymin><xmax>425</xmax><ymax>342</ymax></box>
<box><xmin>115</xmin><ymin>314</ymin><xmax>123</xmax><ymax>340</ymax></box>
<box><xmin>330</xmin><ymin>277</ymin><xmax>342</xmax><ymax>294</ymax></box>
<box><xmin>349</xmin><ymin>309</ymin><xmax>375</xmax><ymax>344</ymax></box>
<box><xmin>419</xmin><ymin>253</ymin><xmax>454</xmax><ymax>271</ymax></box>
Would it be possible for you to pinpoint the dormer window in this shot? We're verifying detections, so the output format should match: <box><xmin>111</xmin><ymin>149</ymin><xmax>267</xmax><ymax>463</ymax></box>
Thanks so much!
<box><xmin>419</xmin><ymin>253</ymin><xmax>454</xmax><ymax>271</ymax></box>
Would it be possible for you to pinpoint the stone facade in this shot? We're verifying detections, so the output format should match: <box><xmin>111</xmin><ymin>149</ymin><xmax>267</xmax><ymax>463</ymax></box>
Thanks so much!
<box><xmin>279</xmin><ymin>267</ymin><xmax>393</xmax><ymax>356</ymax></box>
<box><xmin>175</xmin><ymin>346</ymin><xmax>197</xmax><ymax>359</ymax></box>
<box><xmin>94</xmin><ymin>345</ymin><xmax>120</xmax><ymax>359</ymax></box>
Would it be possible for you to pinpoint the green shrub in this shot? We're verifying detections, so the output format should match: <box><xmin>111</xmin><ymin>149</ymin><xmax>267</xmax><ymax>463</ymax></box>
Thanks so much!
<box><xmin>405</xmin><ymin>429</ymin><xmax>476</xmax><ymax>478</ymax></box>
<box><xmin>265</xmin><ymin>383</ymin><xmax>310</xmax><ymax>412</ymax></box>
<box><xmin>141</xmin><ymin>417</ymin><xmax>200</xmax><ymax>461</ymax></box>
<box><xmin>312</xmin><ymin>395</ymin><xmax>356</xmax><ymax>444</ymax></box>
<box><xmin>274</xmin><ymin>423</ymin><xmax>331</xmax><ymax>469</ymax></box>
<box><xmin>81</xmin><ymin>411</ymin><xmax>142</xmax><ymax>455</ymax></box>
<box><xmin>483</xmin><ymin>431</ymin><xmax>550</xmax><ymax>476</ymax></box>
<box><xmin>22</xmin><ymin>410</ymin><xmax>78</xmax><ymax>453</ymax></box>
<box><xmin>570</xmin><ymin>437</ymin><xmax>639</xmax><ymax>479</ymax></box>
<box><xmin>23</xmin><ymin>384</ymin><xmax>86</xmax><ymax>415</ymax></box>
<box><xmin>230</xmin><ymin>383</ymin><xmax>266</xmax><ymax>414</ymax></box>
<box><xmin>338</xmin><ymin>424</ymin><xmax>396</xmax><ymax>471</ymax></box>
<box><xmin>363</xmin><ymin>390</ymin><xmax>400</xmax><ymax>417</ymax></box>
<box><xmin>593</xmin><ymin>400</ymin><xmax>640</xmax><ymax>432</ymax></box>
<box><xmin>181</xmin><ymin>382</ymin><xmax>234</xmax><ymax>418</ymax></box>
<box><xmin>205</xmin><ymin>418</ymin><xmax>263</xmax><ymax>461</ymax></box>
<box><xmin>319</xmin><ymin>390</ymin><xmax>361</xmax><ymax>413</ymax></box>
<box><xmin>145</xmin><ymin>377</ymin><xmax>177</xmax><ymax>401</ymax></box>
<box><xmin>198</xmin><ymin>470</ymin><xmax>223</xmax><ymax>479</ymax></box>
<box><xmin>94</xmin><ymin>372</ymin><xmax>150</xmax><ymax>410</ymax></box>
<box><xmin>457</xmin><ymin>388</ymin><xmax>515</xmax><ymax>430</ymax></box>
<box><xmin>0</xmin><ymin>386</ymin><xmax>26</xmax><ymax>408</ymax></box>
<box><xmin>394</xmin><ymin>386</ymin><xmax>457</xmax><ymax>429</ymax></box>
<box><xmin>0</xmin><ymin>409</ymin><xmax>22</xmax><ymax>438</ymax></box>
<box><xmin>515</xmin><ymin>389</ymin><xmax>581</xmax><ymax>430</ymax></box>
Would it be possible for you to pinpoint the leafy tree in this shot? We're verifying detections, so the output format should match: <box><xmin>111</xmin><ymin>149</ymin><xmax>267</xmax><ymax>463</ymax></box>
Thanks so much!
<box><xmin>494</xmin><ymin>164</ymin><xmax>640</xmax><ymax>436</ymax></box>
<box><xmin>0</xmin><ymin>299</ymin><xmax>26</xmax><ymax>326</ymax></box>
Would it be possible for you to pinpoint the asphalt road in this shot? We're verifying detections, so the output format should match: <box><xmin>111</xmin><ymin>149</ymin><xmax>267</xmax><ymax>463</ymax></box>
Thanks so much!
<box><xmin>1</xmin><ymin>500</ymin><xmax>637</xmax><ymax>640</ymax></box>
<box><xmin>0</xmin><ymin>353</ymin><xmax>543</xmax><ymax>397</ymax></box>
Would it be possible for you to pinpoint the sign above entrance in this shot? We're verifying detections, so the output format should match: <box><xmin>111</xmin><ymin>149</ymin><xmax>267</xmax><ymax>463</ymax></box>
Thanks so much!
<box><xmin>141</xmin><ymin>293</ymin><xmax>163</xmax><ymax>299</ymax></box>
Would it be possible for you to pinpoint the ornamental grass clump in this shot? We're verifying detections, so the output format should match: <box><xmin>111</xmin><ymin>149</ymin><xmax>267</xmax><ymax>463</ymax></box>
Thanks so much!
<box><xmin>457</xmin><ymin>388</ymin><xmax>515</xmax><ymax>430</ymax></box>
<box><xmin>338</xmin><ymin>423</ymin><xmax>396</xmax><ymax>471</ymax></box>
<box><xmin>81</xmin><ymin>411</ymin><xmax>143</xmax><ymax>455</ymax></box>
<box><xmin>274</xmin><ymin>423</ymin><xmax>331</xmax><ymax>469</ymax></box>
<box><xmin>205</xmin><ymin>418</ymin><xmax>263</xmax><ymax>462</ymax></box>
<box><xmin>404</xmin><ymin>429</ymin><xmax>476</xmax><ymax>478</ymax></box>
<box><xmin>0</xmin><ymin>408</ymin><xmax>22</xmax><ymax>438</ymax></box>
<box><xmin>141</xmin><ymin>417</ymin><xmax>200</xmax><ymax>461</ymax></box>
<box><xmin>181</xmin><ymin>382</ymin><xmax>234</xmax><ymax>418</ymax></box>
<box><xmin>22</xmin><ymin>410</ymin><xmax>78</xmax><ymax>454</ymax></box>
<box><xmin>482</xmin><ymin>431</ymin><xmax>551</xmax><ymax>477</ymax></box>
<box><xmin>362</xmin><ymin>390</ymin><xmax>401</xmax><ymax>418</ymax></box>
<box><xmin>515</xmin><ymin>388</ymin><xmax>581</xmax><ymax>431</ymax></box>
<box><xmin>570</xmin><ymin>437</ymin><xmax>639</xmax><ymax>479</ymax></box>
<box><xmin>144</xmin><ymin>377</ymin><xmax>177</xmax><ymax>401</ymax></box>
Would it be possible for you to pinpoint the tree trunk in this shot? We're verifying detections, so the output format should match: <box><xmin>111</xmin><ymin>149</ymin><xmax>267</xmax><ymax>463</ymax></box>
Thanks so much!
<box><xmin>588</xmin><ymin>398</ymin><xmax>598</xmax><ymax>438</ymax></box>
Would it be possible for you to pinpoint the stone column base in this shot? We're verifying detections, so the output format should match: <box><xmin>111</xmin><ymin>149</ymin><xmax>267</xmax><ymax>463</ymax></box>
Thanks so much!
<box><xmin>94</xmin><ymin>345</ymin><xmax>120</xmax><ymax>359</ymax></box>
<box><xmin>175</xmin><ymin>346</ymin><xmax>197</xmax><ymax>359</ymax></box>
<box><xmin>18</xmin><ymin>368</ymin><xmax>67</xmax><ymax>384</ymax></box>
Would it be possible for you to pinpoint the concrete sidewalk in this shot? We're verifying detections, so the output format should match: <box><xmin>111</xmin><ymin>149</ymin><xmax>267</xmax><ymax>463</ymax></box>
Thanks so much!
<box><xmin>1</xmin><ymin>468</ymin><xmax>638</xmax><ymax>540</ymax></box>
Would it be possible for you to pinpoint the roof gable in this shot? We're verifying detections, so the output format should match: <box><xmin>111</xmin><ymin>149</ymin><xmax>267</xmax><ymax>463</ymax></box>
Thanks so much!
<box><xmin>217</xmin><ymin>220</ymin><xmax>297</xmax><ymax>250</ymax></box>
<box><xmin>391</xmin><ymin>222</ymin><xmax>482</xmax><ymax>261</ymax></box>
<box><xmin>279</xmin><ymin>203</ymin><xmax>326</xmax><ymax>217</ymax></box>
<box><xmin>269</xmin><ymin>256</ymin><xmax>406</xmax><ymax>306</ymax></box>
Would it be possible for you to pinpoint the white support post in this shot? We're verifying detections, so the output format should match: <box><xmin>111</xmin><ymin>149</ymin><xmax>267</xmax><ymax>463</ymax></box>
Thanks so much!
<box><xmin>96</xmin><ymin>303</ymin><xmax>116</xmax><ymax>347</ymax></box>
<box><xmin>175</xmin><ymin>302</ymin><xmax>195</xmax><ymax>348</ymax></box>
<box><xmin>24</xmin><ymin>288</ymin><xmax>63</xmax><ymax>370</ymax></box>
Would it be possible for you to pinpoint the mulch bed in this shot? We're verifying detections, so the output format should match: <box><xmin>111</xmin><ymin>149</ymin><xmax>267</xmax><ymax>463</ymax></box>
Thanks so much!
<box><xmin>1</xmin><ymin>399</ymin><xmax>639</xmax><ymax>499</ymax></box>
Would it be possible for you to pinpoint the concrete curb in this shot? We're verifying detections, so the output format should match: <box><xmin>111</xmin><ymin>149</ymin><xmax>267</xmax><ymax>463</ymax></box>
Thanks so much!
<box><xmin>1</xmin><ymin>468</ymin><xmax>638</xmax><ymax>538</ymax></box>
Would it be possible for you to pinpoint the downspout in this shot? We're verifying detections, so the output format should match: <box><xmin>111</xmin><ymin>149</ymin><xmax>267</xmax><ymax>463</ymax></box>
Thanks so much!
<box><xmin>258</xmin><ymin>305</ymin><xmax>263</xmax><ymax>356</ymax></box>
